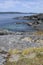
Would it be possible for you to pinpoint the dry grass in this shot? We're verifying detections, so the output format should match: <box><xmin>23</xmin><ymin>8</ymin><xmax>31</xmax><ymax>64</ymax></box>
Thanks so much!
<box><xmin>5</xmin><ymin>47</ymin><xmax>43</xmax><ymax>65</ymax></box>
<box><xmin>35</xmin><ymin>31</ymin><xmax>43</xmax><ymax>35</ymax></box>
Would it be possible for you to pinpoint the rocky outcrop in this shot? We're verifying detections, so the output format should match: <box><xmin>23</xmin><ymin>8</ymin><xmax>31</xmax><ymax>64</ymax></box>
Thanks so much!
<box><xmin>14</xmin><ymin>14</ymin><xmax>43</xmax><ymax>31</ymax></box>
<box><xmin>14</xmin><ymin>14</ymin><xmax>43</xmax><ymax>20</ymax></box>
<box><xmin>0</xmin><ymin>29</ymin><xmax>16</xmax><ymax>35</ymax></box>
<box><xmin>23</xmin><ymin>14</ymin><xmax>43</xmax><ymax>20</ymax></box>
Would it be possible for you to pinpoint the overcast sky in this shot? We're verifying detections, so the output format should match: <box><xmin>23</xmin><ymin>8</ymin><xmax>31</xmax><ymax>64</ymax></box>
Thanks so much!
<box><xmin>0</xmin><ymin>0</ymin><xmax>43</xmax><ymax>13</ymax></box>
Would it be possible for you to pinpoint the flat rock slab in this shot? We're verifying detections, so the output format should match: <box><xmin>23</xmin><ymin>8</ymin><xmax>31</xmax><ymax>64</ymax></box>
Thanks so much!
<box><xmin>0</xmin><ymin>32</ymin><xmax>43</xmax><ymax>50</ymax></box>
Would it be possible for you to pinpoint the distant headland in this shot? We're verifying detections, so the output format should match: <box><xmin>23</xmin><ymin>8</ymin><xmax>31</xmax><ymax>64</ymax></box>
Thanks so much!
<box><xmin>0</xmin><ymin>12</ymin><xmax>37</xmax><ymax>14</ymax></box>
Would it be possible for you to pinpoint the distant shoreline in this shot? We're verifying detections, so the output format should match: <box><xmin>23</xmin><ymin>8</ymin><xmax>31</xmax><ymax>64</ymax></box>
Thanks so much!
<box><xmin>0</xmin><ymin>12</ymin><xmax>37</xmax><ymax>14</ymax></box>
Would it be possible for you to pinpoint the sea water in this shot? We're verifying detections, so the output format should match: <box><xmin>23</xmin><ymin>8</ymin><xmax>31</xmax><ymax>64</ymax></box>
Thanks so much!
<box><xmin>0</xmin><ymin>13</ymin><xmax>35</xmax><ymax>32</ymax></box>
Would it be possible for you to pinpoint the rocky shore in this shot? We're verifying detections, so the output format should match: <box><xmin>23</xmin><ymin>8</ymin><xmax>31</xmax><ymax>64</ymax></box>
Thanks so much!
<box><xmin>14</xmin><ymin>14</ymin><xmax>43</xmax><ymax>31</ymax></box>
<box><xmin>0</xmin><ymin>31</ymin><xmax>43</xmax><ymax>65</ymax></box>
<box><xmin>14</xmin><ymin>13</ymin><xmax>43</xmax><ymax>20</ymax></box>
<box><xmin>0</xmin><ymin>47</ymin><xmax>43</xmax><ymax>65</ymax></box>
<box><xmin>0</xmin><ymin>13</ymin><xmax>43</xmax><ymax>65</ymax></box>
<box><xmin>0</xmin><ymin>31</ymin><xmax>43</xmax><ymax>50</ymax></box>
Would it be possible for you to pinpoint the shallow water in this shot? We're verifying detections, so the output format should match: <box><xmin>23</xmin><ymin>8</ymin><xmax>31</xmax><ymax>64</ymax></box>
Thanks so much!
<box><xmin>0</xmin><ymin>13</ymin><xmax>35</xmax><ymax>32</ymax></box>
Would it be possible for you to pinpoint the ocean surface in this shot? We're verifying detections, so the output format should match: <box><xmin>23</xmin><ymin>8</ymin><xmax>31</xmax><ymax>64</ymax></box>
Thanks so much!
<box><xmin>0</xmin><ymin>13</ymin><xmax>35</xmax><ymax>32</ymax></box>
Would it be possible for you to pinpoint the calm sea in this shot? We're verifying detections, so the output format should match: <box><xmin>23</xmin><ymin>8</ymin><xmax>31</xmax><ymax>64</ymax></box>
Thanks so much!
<box><xmin>0</xmin><ymin>14</ymin><xmax>35</xmax><ymax>32</ymax></box>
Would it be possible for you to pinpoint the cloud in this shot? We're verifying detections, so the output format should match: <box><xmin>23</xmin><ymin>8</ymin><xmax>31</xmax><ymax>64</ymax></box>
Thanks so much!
<box><xmin>0</xmin><ymin>0</ymin><xmax>43</xmax><ymax>12</ymax></box>
<box><xmin>0</xmin><ymin>0</ymin><xmax>20</xmax><ymax>9</ymax></box>
<box><xmin>21</xmin><ymin>0</ymin><xmax>43</xmax><ymax>12</ymax></box>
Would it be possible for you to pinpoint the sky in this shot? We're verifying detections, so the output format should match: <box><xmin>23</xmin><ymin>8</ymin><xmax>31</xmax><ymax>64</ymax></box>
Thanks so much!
<box><xmin>0</xmin><ymin>0</ymin><xmax>43</xmax><ymax>13</ymax></box>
